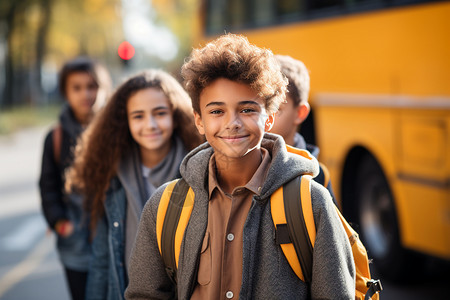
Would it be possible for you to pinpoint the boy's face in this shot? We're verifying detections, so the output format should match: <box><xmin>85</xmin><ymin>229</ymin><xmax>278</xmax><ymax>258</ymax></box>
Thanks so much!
<box><xmin>194</xmin><ymin>78</ymin><xmax>274</xmax><ymax>160</ymax></box>
<box><xmin>65</xmin><ymin>72</ymin><xmax>99</xmax><ymax>122</ymax></box>
<box><xmin>269</xmin><ymin>94</ymin><xmax>309</xmax><ymax>146</ymax></box>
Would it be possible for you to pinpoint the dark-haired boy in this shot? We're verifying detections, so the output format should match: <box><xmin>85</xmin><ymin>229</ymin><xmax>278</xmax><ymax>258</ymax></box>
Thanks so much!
<box><xmin>271</xmin><ymin>55</ymin><xmax>336</xmax><ymax>203</ymax></box>
<box><xmin>125</xmin><ymin>34</ymin><xmax>355</xmax><ymax>300</ymax></box>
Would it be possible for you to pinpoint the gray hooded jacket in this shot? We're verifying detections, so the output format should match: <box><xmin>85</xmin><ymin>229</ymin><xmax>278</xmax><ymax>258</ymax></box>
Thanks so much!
<box><xmin>125</xmin><ymin>133</ymin><xmax>355</xmax><ymax>300</ymax></box>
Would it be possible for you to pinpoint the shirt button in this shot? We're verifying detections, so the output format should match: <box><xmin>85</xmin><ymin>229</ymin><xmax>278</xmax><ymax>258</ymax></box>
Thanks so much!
<box><xmin>227</xmin><ymin>233</ymin><xmax>234</xmax><ymax>241</ymax></box>
<box><xmin>226</xmin><ymin>291</ymin><xmax>234</xmax><ymax>299</ymax></box>
<box><xmin>113</xmin><ymin>222</ymin><xmax>119</xmax><ymax>227</ymax></box>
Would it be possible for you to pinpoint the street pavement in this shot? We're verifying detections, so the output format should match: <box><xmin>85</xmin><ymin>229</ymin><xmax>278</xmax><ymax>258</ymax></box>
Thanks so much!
<box><xmin>0</xmin><ymin>125</ymin><xmax>448</xmax><ymax>299</ymax></box>
<box><xmin>0</xmin><ymin>125</ymin><xmax>69</xmax><ymax>300</ymax></box>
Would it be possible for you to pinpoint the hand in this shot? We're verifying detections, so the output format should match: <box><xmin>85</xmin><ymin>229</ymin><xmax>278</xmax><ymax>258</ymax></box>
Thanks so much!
<box><xmin>55</xmin><ymin>220</ymin><xmax>74</xmax><ymax>237</ymax></box>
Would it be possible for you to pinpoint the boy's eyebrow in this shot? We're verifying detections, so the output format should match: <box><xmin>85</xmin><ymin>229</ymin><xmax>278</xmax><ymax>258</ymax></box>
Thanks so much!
<box><xmin>239</xmin><ymin>100</ymin><xmax>261</xmax><ymax>106</ymax></box>
<box><xmin>205</xmin><ymin>101</ymin><xmax>225</xmax><ymax>107</ymax></box>
<box><xmin>204</xmin><ymin>100</ymin><xmax>261</xmax><ymax>108</ymax></box>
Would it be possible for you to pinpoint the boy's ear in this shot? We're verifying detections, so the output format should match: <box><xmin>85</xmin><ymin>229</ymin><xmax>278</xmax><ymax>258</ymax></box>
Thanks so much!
<box><xmin>194</xmin><ymin>112</ymin><xmax>205</xmax><ymax>135</ymax></box>
<box><xmin>264</xmin><ymin>113</ymin><xmax>276</xmax><ymax>131</ymax></box>
<box><xmin>294</xmin><ymin>103</ymin><xmax>310</xmax><ymax>126</ymax></box>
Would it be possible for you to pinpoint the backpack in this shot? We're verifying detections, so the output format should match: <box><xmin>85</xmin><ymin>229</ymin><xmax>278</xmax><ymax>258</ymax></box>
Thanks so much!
<box><xmin>156</xmin><ymin>151</ymin><xmax>382</xmax><ymax>300</ymax></box>
<box><xmin>52</xmin><ymin>124</ymin><xmax>63</xmax><ymax>165</ymax></box>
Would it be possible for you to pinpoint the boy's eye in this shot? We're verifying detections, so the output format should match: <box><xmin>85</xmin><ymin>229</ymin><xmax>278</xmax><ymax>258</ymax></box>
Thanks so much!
<box><xmin>209</xmin><ymin>109</ymin><xmax>223</xmax><ymax>115</ymax></box>
<box><xmin>241</xmin><ymin>108</ymin><xmax>256</xmax><ymax>113</ymax></box>
<box><xmin>71</xmin><ymin>85</ymin><xmax>81</xmax><ymax>92</ymax></box>
<box><xmin>88</xmin><ymin>83</ymin><xmax>98</xmax><ymax>90</ymax></box>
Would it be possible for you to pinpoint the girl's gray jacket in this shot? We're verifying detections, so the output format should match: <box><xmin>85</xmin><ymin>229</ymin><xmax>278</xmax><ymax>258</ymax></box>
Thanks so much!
<box><xmin>125</xmin><ymin>133</ymin><xmax>355</xmax><ymax>300</ymax></box>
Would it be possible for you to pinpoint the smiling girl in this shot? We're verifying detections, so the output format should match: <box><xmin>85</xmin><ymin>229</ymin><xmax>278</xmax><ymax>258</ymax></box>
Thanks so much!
<box><xmin>66</xmin><ymin>69</ymin><xmax>203</xmax><ymax>300</ymax></box>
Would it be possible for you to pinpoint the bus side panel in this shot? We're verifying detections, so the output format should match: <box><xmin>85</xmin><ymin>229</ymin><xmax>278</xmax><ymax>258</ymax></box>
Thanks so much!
<box><xmin>313</xmin><ymin>102</ymin><xmax>397</xmax><ymax>202</ymax></box>
<box><xmin>315</xmin><ymin>98</ymin><xmax>450</xmax><ymax>259</ymax></box>
<box><xmin>396</xmin><ymin>181</ymin><xmax>450</xmax><ymax>259</ymax></box>
<box><xmin>396</xmin><ymin>110</ymin><xmax>450</xmax><ymax>258</ymax></box>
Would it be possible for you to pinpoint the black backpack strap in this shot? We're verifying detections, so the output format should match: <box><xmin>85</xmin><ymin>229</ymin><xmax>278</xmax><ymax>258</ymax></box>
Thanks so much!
<box><xmin>314</xmin><ymin>166</ymin><xmax>326</xmax><ymax>187</ymax></box>
<box><xmin>283</xmin><ymin>176</ymin><xmax>314</xmax><ymax>283</ymax></box>
<box><xmin>52</xmin><ymin>124</ymin><xmax>62</xmax><ymax>165</ymax></box>
<box><xmin>160</xmin><ymin>178</ymin><xmax>190</xmax><ymax>283</ymax></box>
<box><xmin>365</xmin><ymin>279</ymin><xmax>383</xmax><ymax>300</ymax></box>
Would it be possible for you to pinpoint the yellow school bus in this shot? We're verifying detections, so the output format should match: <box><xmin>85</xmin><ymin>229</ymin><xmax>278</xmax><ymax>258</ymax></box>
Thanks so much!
<box><xmin>194</xmin><ymin>0</ymin><xmax>450</xmax><ymax>278</ymax></box>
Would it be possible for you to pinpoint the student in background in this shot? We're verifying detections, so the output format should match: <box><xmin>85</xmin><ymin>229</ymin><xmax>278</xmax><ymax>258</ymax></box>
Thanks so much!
<box><xmin>66</xmin><ymin>69</ymin><xmax>204</xmax><ymax>300</ymax></box>
<box><xmin>270</xmin><ymin>55</ymin><xmax>311</xmax><ymax>151</ymax></box>
<box><xmin>270</xmin><ymin>54</ymin><xmax>336</xmax><ymax>203</ymax></box>
<box><xmin>39</xmin><ymin>56</ymin><xmax>111</xmax><ymax>300</ymax></box>
<box><xmin>125</xmin><ymin>34</ymin><xmax>354</xmax><ymax>300</ymax></box>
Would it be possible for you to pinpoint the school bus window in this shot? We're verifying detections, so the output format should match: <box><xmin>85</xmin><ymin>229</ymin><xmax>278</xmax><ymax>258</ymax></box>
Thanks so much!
<box><xmin>254</xmin><ymin>0</ymin><xmax>276</xmax><ymax>27</ymax></box>
<box><xmin>277</xmin><ymin>0</ymin><xmax>305</xmax><ymax>18</ymax></box>
<box><xmin>205</xmin><ymin>0</ymin><xmax>226</xmax><ymax>34</ymax></box>
<box><xmin>309</xmin><ymin>0</ymin><xmax>341</xmax><ymax>10</ymax></box>
<box><xmin>228</xmin><ymin>0</ymin><xmax>251</xmax><ymax>29</ymax></box>
<box><xmin>205</xmin><ymin>0</ymin><xmax>438</xmax><ymax>35</ymax></box>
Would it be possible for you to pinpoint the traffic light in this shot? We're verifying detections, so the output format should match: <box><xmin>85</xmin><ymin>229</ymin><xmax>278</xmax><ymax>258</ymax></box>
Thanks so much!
<box><xmin>118</xmin><ymin>41</ymin><xmax>135</xmax><ymax>66</ymax></box>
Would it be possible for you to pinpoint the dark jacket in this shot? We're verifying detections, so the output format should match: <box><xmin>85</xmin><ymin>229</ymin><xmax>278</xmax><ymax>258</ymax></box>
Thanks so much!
<box><xmin>293</xmin><ymin>132</ymin><xmax>337</xmax><ymax>204</ymax></box>
<box><xmin>38</xmin><ymin>104</ymin><xmax>90</xmax><ymax>271</ymax></box>
<box><xmin>125</xmin><ymin>133</ymin><xmax>355</xmax><ymax>300</ymax></box>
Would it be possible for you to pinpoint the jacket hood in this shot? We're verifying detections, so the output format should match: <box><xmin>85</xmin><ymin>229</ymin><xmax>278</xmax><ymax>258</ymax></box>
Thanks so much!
<box><xmin>180</xmin><ymin>133</ymin><xmax>319</xmax><ymax>201</ymax></box>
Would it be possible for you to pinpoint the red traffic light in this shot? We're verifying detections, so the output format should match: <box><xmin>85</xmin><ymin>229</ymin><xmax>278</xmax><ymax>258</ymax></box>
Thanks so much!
<box><xmin>118</xmin><ymin>41</ymin><xmax>135</xmax><ymax>60</ymax></box>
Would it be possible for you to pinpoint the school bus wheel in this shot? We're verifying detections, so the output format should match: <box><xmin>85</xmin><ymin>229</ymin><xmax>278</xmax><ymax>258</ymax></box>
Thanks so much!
<box><xmin>355</xmin><ymin>154</ymin><xmax>408</xmax><ymax>280</ymax></box>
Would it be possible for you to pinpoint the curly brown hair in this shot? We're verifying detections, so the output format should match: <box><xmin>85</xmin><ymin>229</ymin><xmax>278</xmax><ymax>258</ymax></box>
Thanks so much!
<box><xmin>66</xmin><ymin>69</ymin><xmax>203</xmax><ymax>231</ymax></box>
<box><xmin>275</xmin><ymin>55</ymin><xmax>310</xmax><ymax>106</ymax></box>
<box><xmin>181</xmin><ymin>33</ymin><xmax>287</xmax><ymax>115</ymax></box>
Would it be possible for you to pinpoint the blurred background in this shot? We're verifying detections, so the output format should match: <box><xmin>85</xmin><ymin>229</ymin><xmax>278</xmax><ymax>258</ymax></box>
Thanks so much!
<box><xmin>0</xmin><ymin>0</ymin><xmax>449</xmax><ymax>299</ymax></box>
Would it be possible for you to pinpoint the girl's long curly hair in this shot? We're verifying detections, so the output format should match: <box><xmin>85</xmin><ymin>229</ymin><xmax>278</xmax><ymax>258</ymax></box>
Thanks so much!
<box><xmin>67</xmin><ymin>69</ymin><xmax>204</xmax><ymax>231</ymax></box>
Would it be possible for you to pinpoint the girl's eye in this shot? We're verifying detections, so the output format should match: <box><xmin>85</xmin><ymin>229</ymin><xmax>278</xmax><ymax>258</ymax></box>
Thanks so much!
<box><xmin>155</xmin><ymin>111</ymin><xmax>169</xmax><ymax>117</ymax></box>
<box><xmin>132</xmin><ymin>115</ymin><xmax>143</xmax><ymax>119</ymax></box>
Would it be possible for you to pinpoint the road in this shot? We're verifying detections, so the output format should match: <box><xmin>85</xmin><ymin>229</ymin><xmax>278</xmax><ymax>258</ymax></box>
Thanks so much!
<box><xmin>0</xmin><ymin>126</ymin><xmax>448</xmax><ymax>299</ymax></box>
<box><xmin>0</xmin><ymin>126</ymin><xmax>69</xmax><ymax>300</ymax></box>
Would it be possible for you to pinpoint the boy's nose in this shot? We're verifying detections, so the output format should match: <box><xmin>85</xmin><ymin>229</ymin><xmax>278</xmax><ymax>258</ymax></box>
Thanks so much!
<box><xmin>226</xmin><ymin>114</ymin><xmax>242</xmax><ymax>130</ymax></box>
<box><xmin>84</xmin><ymin>88</ymin><xmax>96</xmax><ymax>100</ymax></box>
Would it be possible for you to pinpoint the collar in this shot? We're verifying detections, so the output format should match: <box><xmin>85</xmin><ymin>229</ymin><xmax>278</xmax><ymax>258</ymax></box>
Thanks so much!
<box><xmin>207</xmin><ymin>148</ymin><xmax>271</xmax><ymax>199</ymax></box>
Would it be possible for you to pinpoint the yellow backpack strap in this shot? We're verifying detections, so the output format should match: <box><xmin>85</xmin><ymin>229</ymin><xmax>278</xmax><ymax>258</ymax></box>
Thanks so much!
<box><xmin>156</xmin><ymin>178</ymin><xmax>194</xmax><ymax>282</ymax></box>
<box><xmin>300</xmin><ymin>175</ymin><xmax>316</xmax><ymax>246</ymax></box>
<box><xmin>334</xmin><ymin>207</ymin><xmax>382</xmax><ymax>300</ymax></box>
<box><xmin>270</xmin><ymin>175</ymin><xmax>316</xmax><ymax>282</ymax></box>
<box><xmin>270</xmin><ymin>183</ymin><xmax>304</xmax><ymax>281</ymax></box>
<box><xmin>286</xmin><ymin>144</ymin><xmax>315</xmax><ymax>162</ymax></box>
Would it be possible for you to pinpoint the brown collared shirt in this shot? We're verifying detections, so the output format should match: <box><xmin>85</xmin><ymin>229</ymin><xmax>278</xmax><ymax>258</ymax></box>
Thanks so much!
<box><xmin>190</xmin><ymin>149</ymin><xmax>271</xmax><ymax>300</ymax></box>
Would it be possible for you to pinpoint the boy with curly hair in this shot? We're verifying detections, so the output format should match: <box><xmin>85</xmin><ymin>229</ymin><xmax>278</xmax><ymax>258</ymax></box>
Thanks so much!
<box><xmin>125</xmin><ymin>33</ymin><xmax>355</xmax><ymax>300</ymax></box>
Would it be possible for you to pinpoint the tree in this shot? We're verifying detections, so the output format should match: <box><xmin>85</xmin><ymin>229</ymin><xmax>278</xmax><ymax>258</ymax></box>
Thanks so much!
<box><xmin>0</xmin><ymin>0</ymin><xmax>124</xmax><ymax>108</ymax></box>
